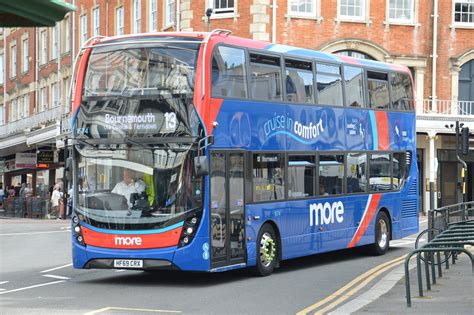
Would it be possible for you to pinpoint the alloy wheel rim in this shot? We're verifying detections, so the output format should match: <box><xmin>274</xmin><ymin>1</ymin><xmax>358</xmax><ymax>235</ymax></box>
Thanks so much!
<box><xmin>377</xmin><ymin>219</ymin><xmax>388</xmax><ymax>249</ymax></box>
<box><xmin>259</xmin><ymin>232</ymin><xmax>276</xmax><ymax>268</ymax></box>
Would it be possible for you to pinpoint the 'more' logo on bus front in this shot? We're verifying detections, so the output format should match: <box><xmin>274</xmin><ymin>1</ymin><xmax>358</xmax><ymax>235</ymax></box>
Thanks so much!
<box><xmin>309</xmin><ymin>201</ymin><xmax>344</xmax><ymax>226</ymax></box>
<box><xmin>114</xmin><ymin>236</ymin><xmax>143</xmax><ymax>246</ymax></box>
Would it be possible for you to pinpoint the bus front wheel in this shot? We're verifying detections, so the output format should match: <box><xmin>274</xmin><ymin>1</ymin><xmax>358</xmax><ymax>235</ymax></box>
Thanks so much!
<box><xmin>368</xmin><ymin>211</ymin><xmax>390</xmax><ymax>256</ymax></box>
<box><xmin>253</xmin><ymin>224</ymin><xmax>278</xmax><ymax>277</ymax></box>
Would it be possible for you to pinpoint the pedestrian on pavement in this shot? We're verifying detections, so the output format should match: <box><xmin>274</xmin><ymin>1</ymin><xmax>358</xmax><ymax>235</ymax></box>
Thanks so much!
<box><xmin>50</xmin><ymin>184</ymin><xmax>62</xmax><ymax>219</ymax></box>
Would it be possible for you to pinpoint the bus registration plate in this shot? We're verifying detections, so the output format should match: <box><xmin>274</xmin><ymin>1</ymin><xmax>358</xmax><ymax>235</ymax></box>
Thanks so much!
<box><xmin>114</xmin><ymin>259</ymin><xmax>143</xmax><ymax>268</ymax></box>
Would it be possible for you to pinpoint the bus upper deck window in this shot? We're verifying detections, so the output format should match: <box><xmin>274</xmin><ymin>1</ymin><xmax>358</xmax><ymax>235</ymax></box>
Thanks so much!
<box><xmin>390</xmin><ymin>72</ymin><xmax>414</xmax><ymax>111</ymax></box>
<box><xmin>249</xmin><ymin>54</ymin><xmax>283</xmax><ymax>102</ymax></box>
<box><xmin>211</xmin><ymin>46</ymin><xmax>248</xmax><ymax>99</ymax></box>
<box><xmin>344</xmin><ymin>66</ymin><xmax>365</xmax><ymax>108</ymax></box>
<box><xmin>367</xmin><ymin>71</ymin><xmax>390</xmax><ymax>110</ymax></box>
<box><xmin>316</xmin><ymin>63</ymin><xmax>343</xmax><ymax>107</ymax></box>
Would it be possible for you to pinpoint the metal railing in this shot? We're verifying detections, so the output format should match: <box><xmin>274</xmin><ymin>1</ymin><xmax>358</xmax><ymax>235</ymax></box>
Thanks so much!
<box><xmin>0</xmin><ymin>106</ymin><xmax>69</xmax><ymax>137</ymax></box>
<box><xmin>404</xmin><ymin>201</ymin><xmax>474</xmax><ymax>307</ymax></box>
<box><xmin>419</xmin><ymin>99</ymin><xmax>474</xmax><ymax>116</ymax></box>
<box><xmin>1</xmin><ymin>197</ymin><xmax>52</xmax><ymax>219</ymax></box>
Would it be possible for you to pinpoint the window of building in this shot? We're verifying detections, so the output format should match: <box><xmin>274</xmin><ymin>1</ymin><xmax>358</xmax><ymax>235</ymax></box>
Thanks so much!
<box><xmin>316</xmin><ymin>63</ymin><xmax>343</xmax><ymax>106</ymax></box>
<box><xmin>210</xmin><ymin>0</ymin><xmax>235</xmax><ymax>15</ymax></box>
<box><xmin>65</xmin><ymin>16</ymin><xmax>70</xmax><ymax>53</ymax></box>
<box><xmin>392</xmin><ymin>152</ymin><xmax>406</xmax><ymax>190</ymax></box>
<box><xmin>93</xmin><ymin>7</ymin><xmax>100</xmax><ymax>37</ymax></box>
<box><xmin>0</xmin><ymin>104</ymin><xmax>5</xmax><ymax>125</ymax></box>
<box><xmin>52</xmin><ymin>25</ymin><xmax>58</xmax><ymax>60</ymax></box>
<box><xmin>335</xmin><ymin>50</ymin><xmax>375</xmax><ymax>60</ymax></box>
<box><xmin>133</xmin><ymin>0</ymin><xmax>141</xmax><ymax>33</ymax></box>
<box><xmin>253</xmin><ymin>153</ymin><xmax>285</xmax><ymax>202</ymax></box>
<box><xmin>22</xmin><ymin>38</ymin><xmax>29</xmax><ymax>73</ymax></box>
<box><xmin>319</xmin><ymin>154</ymin><xmax>344</xmax><ymax>195</ymax></box>
<box><xmin>367</xmin><ymin>71</ymin><xmax>390</xmax><ymax>109</ymax></box>
<box><xmin>344</xmin><ymin>66</ymin><xmax>365</xmax><ymax>107</ymax></box>
<box><xmin>41</xmin><ymin>30</ymin><xmax>47</xmax><ymax>65</ymax></box>
<box><xmin>212</xmin><ymin>46</ymin><xmax>248</xmax><ymax>98</ymax></box>
<box><xmin>454</xmin><ymin>0</ymin><xmax>474</xmax><ymax>25</ymax></box>
<box><xmin>369</xmin><ymin>153</ymin><xmax>391</xmax><ymax>191</ymax></box>
<box><xmin>338</xmin><ymin>0</ymin><xmax>366</xmax><ymax>21</ymax></box>
<box><xmin>80</xmin><ymin>14</ymin><xmax>88</xmax><ymax>46</ymax></box>
<box><xmin>0</xmin><ymin>54</ymin><xmax>3</xmax><ymax>85</ymax></box>
<box><xmin>18</xmin><ymin>97</ymin><xmax>23</xmax><ymax>118</ymax></box>
<box><xmin>51</xmin><ymin>82</ymin><xmax>59</xmax><ymax>108</ymax></box>
<box><xmin>165</xmin><ymin>0</ymin><xmax>175</xmax><ymax>26</ymax></box>
<box><xmin>116</xmin><ymin>7</ymin><xmax>124</xmax><ymax>36</ymax></box>
<box><xmin>11</xmin><ymin>99</ymin><xmax>16</xmax><ymax>121</ymax></box>
<box><xmin>390</xmin><ymin>72</ymin><xmax>413</xmax><ymax>110</ymax></box>
<box><xmin>285</xmin><ymin>59</ymin><xmax>314</xmax><ymax>104</ymax></box>
<box><xmin>288</xmin><ymin>0</ymin><xmax>317</xmax><ymax>17</ymax></box>
<box><xmin>346</xmin><ymin>152</ymin><xmax>366</xmax><ymax>193</ymax></box>
<box><xmin>149</xmin><ymin>0</ymin><xmax>158</xmax><ymax>32</ymax></box>
<box><xmin>40</xmin><ymin>87</ymin><xmax>47</xmax><ymax>111</ymax></box>
<box><xmin>288</xmin><ymin>155</ymin><xmax>315</xmax><ymax>198</ymax></box>
<box><xmin>250</xmin><ymin>53</ymin><xmax>282</xmax><ymax>101</ymax></box>
<box><xmin>10</xmin><ymin>44</ymin><xmax>16</xmax><ymax>78</ymax></box>
<box><xmin>23</xmin><ymin>94</ymin><xmax>29</xmax><ymax>117</ymax></box>
<box><xmin>388</xmin><ymin>0</ymin><xmax>414</xmax><ymax>23</ymax></box>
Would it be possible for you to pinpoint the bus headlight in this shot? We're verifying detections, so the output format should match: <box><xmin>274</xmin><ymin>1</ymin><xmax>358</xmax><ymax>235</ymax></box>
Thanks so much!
<box><xmin>178</xmin><ymin>211</ymin><xmax>202</xmax><ymax>248</ymax></box>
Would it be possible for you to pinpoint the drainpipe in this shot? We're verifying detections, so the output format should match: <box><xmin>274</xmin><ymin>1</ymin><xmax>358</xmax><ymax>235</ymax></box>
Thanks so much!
<box><xmin>35</xmin><ymin>28</ymin><xmax>38</xmax><ymax>113</ymax></box>
<box><xmin>176</xmin><ymin>0</ymin><xmax>181</xmax><ymax>31</ymax></box>
<box><xmin>72</xmin><ymin>0</ymin><xmax>76</xmax><ymax>63</ymax></box>
<box><xmin>431</xmin><ymin>0</ymin><xmax>438</xmax><ymax>113</ymax></box>
<box><xmin>272</xmin><ymin>0</ymin><xmax>277</xmax><ymax>43</ymax></box>
<box><xmin>4</xmin><ymin>29</ymin><xmax>7</xmax><ymax>123</ymax></box>
<box><xmin>106</xmin><ymin>0</ymin><xmax>109</xmax><ymax>36</ymax></box>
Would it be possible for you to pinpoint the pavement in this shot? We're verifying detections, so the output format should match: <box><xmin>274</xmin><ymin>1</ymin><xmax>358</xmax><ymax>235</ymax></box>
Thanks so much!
<box><xmin>339</xmin><ymin>248</ymin><xmax>474</xmax><ymax>315</ymax></box>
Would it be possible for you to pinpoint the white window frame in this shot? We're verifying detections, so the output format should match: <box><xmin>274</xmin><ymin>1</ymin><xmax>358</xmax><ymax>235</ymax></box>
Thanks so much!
<box><xmin>51</xmin><ymin>82</ymin><xmax>59</xmax><ymax>108</ymax></box>
<box><xmin>133</xmin><ymin>0</ymin><xmax>142</xmax><ymax>33</ymax></box>
<box><xmin>149</xmin><ymin>0</ymin><xmax>158</xmax><ymax>32</ymax></box>
<box><xmin>164</xmin><ymin>0</ymin><xmax>175</xmax><ymax>27</ymax></box>
<box><xmin>453</xmin><ymin>0</ymin><xmax>474</xmax><ymax>28</ymax></box>
<box><xmin>337</xmin><ymin>0</ymin><xmax>370</xmax><ymax>23</ymax></box>
<box><xmin>22</xmin><ymin>38</ymin><xmax>29</xmax><ymax>73</ymax></box>
<box><xmin>10</xmin><ymin>44</ymin><xmax>16</xmax><ymax>78</ymax></box>
<box><xmin>41</xmin><ymin>30</ymin><xmax>47</xmax><ymax>65</ymax></box>
<box><xmin>287</xmin><ymin>0</ymin><xmax>320</xmax><ymax>18</ymax></box>
<box><xmin>387</xmin><ymin>0</ymin><xmax>414</xmax><ymax>23</ymax></box>
<box><xmin>93</xmin><ymin>7</ymin><xmax>100</xmax><ymax>37</ymax></box>
<box><xmin>51</xmin><ymin>25</ymin><xmax>58</xmax><ymax>60</ymax></box>
<box><xmin>11</xmin><ymin>99</ymin><xmax>16</xmax><ymax>121</ymax></box>
<box><xmin>80</xmin><ymin>14</ymin><xmax>88</xmax><ymax>47</ymax></box>
<box><xmin>208</xmin><ymin>0</ymin><xmax>236</xmax><ymax>17</ymax></box>
<box><xmin>23</xmin><ymin>94</ymin><xmax>29</xmax><ymax>117</ymax></box>
<box><xmin>116</xmin><ymin>6</ymin><xmax>124</xmax><ymax>35</ymax></box>
<box><xmin>65</xmin><ymin>16</ymin><xmax>71</xmax><ymax>53</ymax></box>
<box><xmin>40</xmin><ymin>86</ymin><xmax>47</xmax><ymax>112</ymax></box>
<box><xmin>0</xmin><ymin>54</ymin><xmax>4</xmax><ymax>85</ymax></box>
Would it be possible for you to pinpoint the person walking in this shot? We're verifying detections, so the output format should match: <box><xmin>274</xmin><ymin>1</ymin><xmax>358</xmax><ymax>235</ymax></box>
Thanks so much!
<box><xmin>50</xmin><ymin>184</ymin><xmax>61</xmax><ymax>219</ymax></box>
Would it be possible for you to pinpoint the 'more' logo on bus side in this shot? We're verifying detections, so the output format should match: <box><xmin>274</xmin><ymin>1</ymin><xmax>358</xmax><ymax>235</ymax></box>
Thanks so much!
<box><xmin>309</xmin><ymin>201</ymin><xmax>344</xmax><ymax>226</ymax></box>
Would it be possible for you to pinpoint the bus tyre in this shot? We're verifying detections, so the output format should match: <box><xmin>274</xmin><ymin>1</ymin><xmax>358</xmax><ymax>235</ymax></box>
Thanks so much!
<box><xmin>254</xmin><ymin>224</ymin><xmax>278</xmax><ymax>277</ymax></box>
<box><xmin>369</xmin><ymin>211</ymin><xmax>390</xmax><ymax>256</ymax></box>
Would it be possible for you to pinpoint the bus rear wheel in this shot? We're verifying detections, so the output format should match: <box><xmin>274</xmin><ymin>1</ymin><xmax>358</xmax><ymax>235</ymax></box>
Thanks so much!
<box><xmin>368</xmin><ymin>211</ymin><xmax>390</xmax><ymax>255</ymax></box>
<box><xmin>253</xmin><ymin>224</ymin><xmax>278</xmax><ymax>277</ymax></box>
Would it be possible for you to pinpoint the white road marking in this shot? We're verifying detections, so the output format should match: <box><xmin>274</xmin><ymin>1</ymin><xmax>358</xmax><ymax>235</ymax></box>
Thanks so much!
<box><xmin>84</xmin><ymin>306</ymin><xmax>182</xmax><ymax>314</ymax></box>
<box><xmin>40</xmin><ymin>263</ymin><xmax>73</xmax><ymax>273</ymax></box>
<box><xmin>0</xmin><ymin>281</ymin><xmax>9</xmax><ymax>285</ymax></box>
<box><xmin>0</xmin><ymin>289</ymin><xmax>5</xmax><ymax>291</ymax></box>
<box><xmin>419</xmin><ymin>219</ymin><xmax>428</xmax><ymax>224</ymax></box>
<box><xmin>0</xmin><ymin>280</ymin><xmax>65</xmax><ymax>295</ymax></box>
<box><xmin>42</xmin><ymin>274</ymin><xmax>71</xmax><ymax>280</ymax></box>
<box><xmin>0</xmin><ymin>230</ymin><xmax>70</xmax><ymax>236</ymax></box>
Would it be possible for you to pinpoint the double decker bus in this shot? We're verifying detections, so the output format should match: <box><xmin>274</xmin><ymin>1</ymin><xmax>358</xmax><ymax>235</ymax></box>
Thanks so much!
<box><xmin>69</xmin><ymin>30</ymin><xmax>418</xmax><ymax>276</ymax></box>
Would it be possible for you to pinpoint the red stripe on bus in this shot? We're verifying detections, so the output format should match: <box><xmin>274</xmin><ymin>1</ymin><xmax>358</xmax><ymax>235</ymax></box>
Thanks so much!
<box><xmin>375</xmin><ymin>111</ymin><xmax>390</xmax><ymax>150</ymax></box>
<box><xmin>80</xmin><ymin>226</ymin><xmax>183</xmax><ymax>249</ymax></box>
<box><xmin>347</xmin><ymin>194</ymin><xmax>382</xmax><ymax>248</ymax></box>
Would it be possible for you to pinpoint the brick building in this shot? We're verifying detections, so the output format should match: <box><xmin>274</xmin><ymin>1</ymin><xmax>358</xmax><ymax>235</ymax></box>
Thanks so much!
<box><xmin>0</xmin><ymin>0</ymin><xmax>473</xmax><ymax>211</ymax></box>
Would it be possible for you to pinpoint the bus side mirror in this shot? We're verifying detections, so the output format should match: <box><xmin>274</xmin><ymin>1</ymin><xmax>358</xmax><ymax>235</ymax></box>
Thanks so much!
<box><xmin>65</xmin><ymin>157</ymin><xmax>73</xmax><ymax>182</ymax></box>
<box><xmin>194</xmin><ymin>156</ymin><xmax>209</xmax><ymax>176</ymax></box>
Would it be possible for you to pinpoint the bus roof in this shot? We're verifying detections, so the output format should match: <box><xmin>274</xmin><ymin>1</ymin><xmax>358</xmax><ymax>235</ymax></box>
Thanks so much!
<box><xmin>91</xmin><ymin>31</ymin><xmax>410</xmax><ymax>74</ymax></box>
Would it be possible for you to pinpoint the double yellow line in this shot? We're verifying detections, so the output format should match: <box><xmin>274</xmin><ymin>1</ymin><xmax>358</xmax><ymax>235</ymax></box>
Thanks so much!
<box><xmin>296</xmin><ymin>254</ymin><xmax>408</xmax><ymax>315</ymax></box>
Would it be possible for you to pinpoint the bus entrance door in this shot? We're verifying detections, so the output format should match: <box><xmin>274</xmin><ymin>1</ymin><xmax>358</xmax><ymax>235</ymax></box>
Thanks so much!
<box><xmin>210</xmin><ymin>152</ymin><xmax>246</xmax><ymax>268</ymax></box>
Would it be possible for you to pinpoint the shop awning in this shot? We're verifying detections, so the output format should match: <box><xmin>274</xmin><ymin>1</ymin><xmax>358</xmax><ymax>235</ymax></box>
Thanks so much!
<box><xmin>0</xmin><ymin>0</ymin><xmax>76</xmax><ymax>27</ymax></box>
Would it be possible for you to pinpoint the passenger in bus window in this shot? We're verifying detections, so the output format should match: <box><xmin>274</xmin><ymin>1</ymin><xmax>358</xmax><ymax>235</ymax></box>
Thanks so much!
<box><xmin>112</xmin><ymin>169</ymin><xmax>146</xmax><ymax>208</ymax></box>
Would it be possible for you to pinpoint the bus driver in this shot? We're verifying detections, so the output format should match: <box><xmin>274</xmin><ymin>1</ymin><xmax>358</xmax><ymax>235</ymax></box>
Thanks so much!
<box><xmin>112</xmin><ymin>169</ymin><xmax>146</xmax><ymax>208</ymax></box>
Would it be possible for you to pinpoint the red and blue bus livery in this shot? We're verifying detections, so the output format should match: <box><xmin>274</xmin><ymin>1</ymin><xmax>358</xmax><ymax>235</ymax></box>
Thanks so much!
<box><xmin>70</xmin><ymin>30</ymin><xmax>417</xmax><ymax>276</ymax></box>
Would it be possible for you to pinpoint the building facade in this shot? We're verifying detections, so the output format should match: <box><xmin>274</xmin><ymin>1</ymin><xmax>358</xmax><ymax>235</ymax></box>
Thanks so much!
<box><xmin>0</xmin><ymin>0</ymin><xmax>473</xmax><ymax>211</ymax></box>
